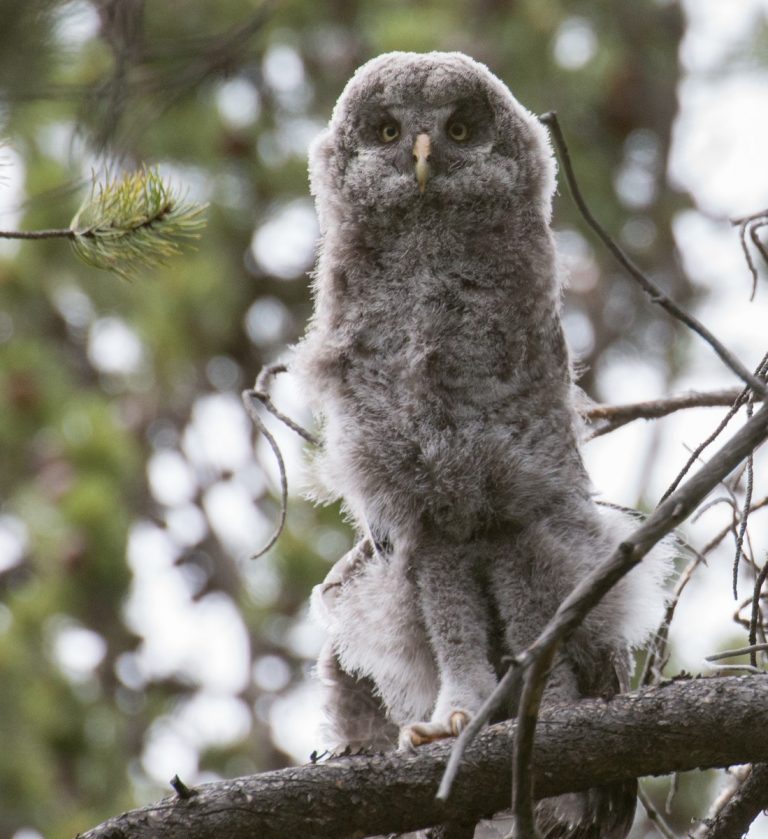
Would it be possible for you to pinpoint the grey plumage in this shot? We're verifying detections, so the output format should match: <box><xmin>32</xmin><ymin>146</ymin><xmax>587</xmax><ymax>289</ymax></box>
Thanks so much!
<box><xmin>293</xmin><ymin>51</ymin><xmax>668</xmax><ymax>838</ymax></box>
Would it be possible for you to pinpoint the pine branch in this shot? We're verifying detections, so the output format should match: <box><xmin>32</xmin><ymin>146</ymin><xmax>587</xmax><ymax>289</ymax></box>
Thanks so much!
<box><xmin>70</xmin><ymin>167</ymin><xmax>207</xmax><ymax>280</ymax></box>
<box><xmin>0</xmin><ymin>167</ymin><xmax>206</xmax><ymax>280</ymax></box>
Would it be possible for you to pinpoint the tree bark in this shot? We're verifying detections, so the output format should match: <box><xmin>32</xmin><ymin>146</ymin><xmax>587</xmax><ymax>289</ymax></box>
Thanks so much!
<box><xmin>77</xmin><ymin>675</ymin><xmax>768</xmax><ymax>839</ymax></box>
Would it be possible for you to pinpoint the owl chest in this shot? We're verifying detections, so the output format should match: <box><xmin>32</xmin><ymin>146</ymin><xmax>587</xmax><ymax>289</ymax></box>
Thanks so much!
<box><xmin>334</xmin><ymin>277</ymin><xmax>525</xmax><ymax>403</ymax></box>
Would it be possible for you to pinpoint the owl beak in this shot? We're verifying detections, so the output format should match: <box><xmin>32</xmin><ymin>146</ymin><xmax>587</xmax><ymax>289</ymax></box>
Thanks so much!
<box><xmin>413</xmin><ymin>133</ymin><xmax>431</xmax><ymax>194</ymax></box>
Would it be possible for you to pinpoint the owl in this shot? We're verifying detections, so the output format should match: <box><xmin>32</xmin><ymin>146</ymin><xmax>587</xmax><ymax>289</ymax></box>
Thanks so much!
<box><xmin>292</xmin><ymin>52</ymin><xmax>668</xmax><ymax>838</ymax></box>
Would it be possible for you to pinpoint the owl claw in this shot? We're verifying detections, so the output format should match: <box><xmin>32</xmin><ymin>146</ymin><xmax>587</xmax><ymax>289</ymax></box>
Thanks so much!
<box><xmin>398</xmin><ymin>710</ymin><xmax>471</xmax><ymax>750</ymax></box>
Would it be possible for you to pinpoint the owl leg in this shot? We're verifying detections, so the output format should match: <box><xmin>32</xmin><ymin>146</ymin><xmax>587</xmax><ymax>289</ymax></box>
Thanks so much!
<box><xmin>488</xmin><ymin>525</ymin><xmax>636</xmax><ymax>839</ymax></box>
<box><xmin>399</xmin><ymin>538</ymin><xmax>497</xmax><ymax>749</ymax></box>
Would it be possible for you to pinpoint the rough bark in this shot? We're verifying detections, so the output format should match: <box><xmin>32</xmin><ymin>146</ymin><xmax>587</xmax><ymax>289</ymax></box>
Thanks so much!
<box><xmin>78</xmin><ymin>675</ymin><xmax>768</xmax><ymax>839</ymax></box>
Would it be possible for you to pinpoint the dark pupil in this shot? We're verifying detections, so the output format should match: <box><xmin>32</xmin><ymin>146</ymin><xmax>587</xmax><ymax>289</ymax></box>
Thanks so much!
<box><xmin>383</xmin><ymin>125</ymin><xmax>397</xmax><ymax>139</ymax></box>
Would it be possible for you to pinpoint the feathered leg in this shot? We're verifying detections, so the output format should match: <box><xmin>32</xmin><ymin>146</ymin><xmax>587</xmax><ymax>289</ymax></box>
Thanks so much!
<box><xmin>400</xmin><ymin>534</ymin><xmax>498</xmax><ymax>748</ymax></box>
<box><xmin>487</xmin><ymin>522</ymin><xmax>637</xmax><ymax>839</ymax></box>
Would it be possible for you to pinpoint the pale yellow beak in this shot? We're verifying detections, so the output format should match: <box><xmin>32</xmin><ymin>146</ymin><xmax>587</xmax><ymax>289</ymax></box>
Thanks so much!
<box><xmin>413</xmin><ymin>133</ymin><xmax>431</xmax><ymax>193</ymax></box>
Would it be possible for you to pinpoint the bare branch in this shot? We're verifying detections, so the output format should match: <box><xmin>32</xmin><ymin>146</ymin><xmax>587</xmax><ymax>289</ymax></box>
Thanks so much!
<box><xmin>585</xmin><ymin>388</ymin><xmax>748</xmax><ymax>438</ymax></box>
<box><xmin>705</xmin><ymin>642</ymin><xmax>768</xmax><ymax>662</ymax></box>
<box><xmin>732</xmin><ymin>208</ymin><xmax>768</xmax><ymax>300</ymax></box>
<box><xmin>638</xmin><ymin>785</ymin><xmax>678</xmax><ymax>839</ymax></box>
<box><xmin>242</xmin><ymin>389</ymin><xmax>289</xmax><ymax>559</ymax></box>
<box><xmin>0</xmin><ymin>227</ymin><xmax>75</xmax><ymax>239</ymax></box>
<box><xmin>78</xmin><ymin>677</ymin><xmax>768</xmax><ymax>839</ymax></box>
<box><xmin>540</xmin><ymin>111</ymin><xmax>767</xmax><ymax>398</ymax></box>
<box><xmin>748</xmin><ymin>560</ymin><xmax>768</xmax><ymax>666</ymax></box>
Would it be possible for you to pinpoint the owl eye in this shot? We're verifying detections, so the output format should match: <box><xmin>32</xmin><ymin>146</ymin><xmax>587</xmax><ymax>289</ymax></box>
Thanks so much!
<box><xmin>379</xmin><ymin>122</ymin><xmax>400</xmax><ymax>143</ymax></box>
<box><xmin>447</xmin><ymin>121</ymin><xmax>470</xmax><ymax>142</ymax></box>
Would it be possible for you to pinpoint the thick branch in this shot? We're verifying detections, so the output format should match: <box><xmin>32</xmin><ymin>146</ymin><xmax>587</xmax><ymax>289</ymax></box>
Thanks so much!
<box><xmin>78</xmin><ymin>676</ymin><xmax>768</xmax><ymax>839</ymax></box>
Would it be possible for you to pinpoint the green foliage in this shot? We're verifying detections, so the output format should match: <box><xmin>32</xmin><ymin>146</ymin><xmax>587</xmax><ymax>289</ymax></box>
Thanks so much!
<box><xmin>70</xmin><ymin>168</ymin><xmax>207</xmax><ymax>281</ymax></box>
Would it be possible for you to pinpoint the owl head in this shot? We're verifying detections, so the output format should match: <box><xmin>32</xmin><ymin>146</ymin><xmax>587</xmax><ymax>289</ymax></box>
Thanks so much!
<box><xmin>309</xmin><ymin>51</ymin><xmax>556</xmax><ymax>228</ymax></box>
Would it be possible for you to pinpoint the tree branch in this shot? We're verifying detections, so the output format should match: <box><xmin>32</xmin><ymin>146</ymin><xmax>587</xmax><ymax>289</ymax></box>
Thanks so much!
<box><xmin>540</xmin><ymin>111</ymin><xmax>767</xmax><ymax>399</ymax></box>
<box><xmin>698</xmin><ymin>763</ymin><xmax>768</xmax><ymax>839</ymax></box>
<box><xmin>78</xmin><ymin>676</ymin><xmax>768</xmax><ymax>839</ymax></box>
<box><xmin>585</xmin><ymin>388</ymin><xmax>749</xmax><ymax>437</ymax></box>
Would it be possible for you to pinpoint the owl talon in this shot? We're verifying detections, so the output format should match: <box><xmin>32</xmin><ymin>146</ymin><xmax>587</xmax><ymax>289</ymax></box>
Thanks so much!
<box><xmin>398</xmin><ymin>710</ymin><xmax>472</xmax><ymax>750</ymax></box>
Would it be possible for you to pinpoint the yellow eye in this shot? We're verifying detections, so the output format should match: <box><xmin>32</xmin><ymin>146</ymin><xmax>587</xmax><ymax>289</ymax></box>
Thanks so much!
<box><xmin>379</xmin><ymin>123</ymin><xmax>400</xmax><ymax>143</ymax></box>
<box><xmin>448</xmin><ymin>121</ymin><xmax>470</xmax><ymax>142</ymax></box>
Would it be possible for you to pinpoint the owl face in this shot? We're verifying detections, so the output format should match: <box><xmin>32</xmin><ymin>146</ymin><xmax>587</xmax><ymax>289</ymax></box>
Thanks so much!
<box><xmin>309</xmin><ymin>52</ymin><xmax>555</xmax><ymax>226</ymax></box>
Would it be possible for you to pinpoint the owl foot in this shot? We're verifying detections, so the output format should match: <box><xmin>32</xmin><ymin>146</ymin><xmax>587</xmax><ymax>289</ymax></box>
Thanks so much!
<box><xmin>398</xmin><ymin>710</ymin><xmax>471</xmax><ymax>750</ymax></box>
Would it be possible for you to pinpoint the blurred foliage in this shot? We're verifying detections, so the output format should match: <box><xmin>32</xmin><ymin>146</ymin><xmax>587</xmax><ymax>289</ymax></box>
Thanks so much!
<box><xmin>0</xmin><ymin>1</ymin><xmax>763</xmax><ymax>837</ymax></box>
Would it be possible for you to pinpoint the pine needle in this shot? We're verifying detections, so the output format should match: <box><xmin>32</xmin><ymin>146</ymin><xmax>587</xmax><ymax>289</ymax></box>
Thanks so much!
<box><xmin>69</xmin><ymin>167</ymin><xmax>207</xmax><ymax>281</ymax></box>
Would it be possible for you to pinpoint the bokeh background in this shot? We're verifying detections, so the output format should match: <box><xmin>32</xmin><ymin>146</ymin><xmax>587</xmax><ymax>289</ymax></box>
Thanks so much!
<box><xmin>1</xmin><ymin>1</ymin><xmax>768</xmax><ymax>837</ymax></box>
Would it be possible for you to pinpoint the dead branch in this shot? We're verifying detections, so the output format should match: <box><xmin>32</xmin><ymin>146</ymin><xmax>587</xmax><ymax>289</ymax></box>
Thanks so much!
<box><xmin>585</xmin><ymin>388</ymin><xmax>748</xmax><ymax>437</ymax></box>
<box><xmin>541</xmin><ymin>111</ymin><xmax>767</xmax><ymax>399</ymax></box>
<box><xmin>77</xmin><ymin>676</ymin><xmax>768</xmax><ymax>839</ymax></box>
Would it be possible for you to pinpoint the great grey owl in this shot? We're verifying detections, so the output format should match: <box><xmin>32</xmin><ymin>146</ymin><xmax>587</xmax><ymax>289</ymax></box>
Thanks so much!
<box><xmin>292</xmin><ymin>51</ymin><xmax>668</xmax><ymax>838</ymax></box>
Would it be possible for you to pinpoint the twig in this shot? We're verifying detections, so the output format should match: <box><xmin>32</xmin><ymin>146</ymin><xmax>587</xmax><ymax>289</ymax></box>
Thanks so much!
<box><xmin>240</xmin><ymin>365</ymin><xmax>319</xmax><ymax>558</ymax></box>
<box><xmin>0</xmin><ymin>227</ymin><xmax>76</xmax><ymax>239</ymax></box>
<box><xmin>170</xmin><ymin>774</ymin><xmax>196</xmax><ymax>800</ymax></box>
<box><xmin>509</xmin><ymin>648</ymin><xmax>554</xmax><ymax>839</ymax></box>
<box><xmin>540</xmin><ymin>111</ymin><xmax>767</xmax><ymax>399</ymax></box>
<box><xmin>732</xmin><ymin>209</ymin><xmax>768</xmax><ymax>300</ymax></box>
<box><xmin>732</xmin><ymin>390</ymin><xmax>756</xmax><ymax>597</ymax></box>
<box><xmin>242</xmin><ymin>389</ymin><xmax>289</xmax><ymax>559</ymax></box>
<box><xmin>585</xmin><ymin>388</ymin><xmax>746</xmax><ymax>438</ymax></box>
<box><xmin>437</xmin><ymin>661</ymin><xmax>521</xmax><ymax>802</ymax></box>
<box><xmin>748</xmin><ymin>560</ymin><xmax>768</xmax><ymax>666</ymax></box>
<box><xmin>703</xmin><ymin>662</ymin><xmax>763</xmax><ymax>674</ymax></box>
<box><xmin>253</xmin><ymin>364</ymin><xmax>318</xmax><ymax>445</ymax></box>
<box><xmin>638</xmin><ymin>784</ymin><xmax>678</xmax><ymax>839</ymax></box>
<box><xmin>705</xmin><ymin>642</ymin><xmax>768</xmax><ymax>662</ymax></box>
<box><xmin>659</xmin><ymin>386</ymin><xmax>749</xmax><ymax>503</ymax></box>
<box><xmin>639</xmin><ymin>545</ymin><xmax>707</xmax><ymax>686</ymax></box>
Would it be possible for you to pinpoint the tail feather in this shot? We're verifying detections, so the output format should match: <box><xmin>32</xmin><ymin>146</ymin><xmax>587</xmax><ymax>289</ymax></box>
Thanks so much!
<box><xmin>536</xmin><ymin>781</ymin><xmax>637</xmax><ymax>839</ymax></box>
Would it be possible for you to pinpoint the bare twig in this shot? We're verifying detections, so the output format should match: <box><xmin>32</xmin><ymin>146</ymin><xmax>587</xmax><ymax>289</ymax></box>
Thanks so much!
<box><xmin>585</xmin><ymin>388</ymin><xmax>746</xmax><ymax>438</ymax></box>
<box><xmin>748</xmin><ymin>559</ymin><xmax>768</xmax><ymax>666</ymax></box>
<box><xmin>437</xmin><ymin>660</ymin><xmax>521</xmax><ymax>803</ymax></box>
<box><xmin>639</xmin><ymin>545</ymin><xmax>707</xmax><ymax>687</ymax></box>
<box><xmin>241</xmin><ymin>365</ymin><xmax>319</xmax><ymax>558</ymax></box>
<box><xmin>242</xmin><ymin>389</ymin><xmax>289</xmax><ymax>559</ymax></box>
<box><xmin>253</xmin><ymin>364</ymin><xmax>318</xmax><ymax>445</ymax></box>
<box><xmin>638</xmin><ymin>785</ymin><xmax>678</xmax><ymax>839</ymax></box>
<box><xmin>540</xmin><ymin>111</ymin><xmax>767</xmax><ymax>399</ymax></box>
<box><xmin>0</xmin><ymin>227</ymin><xmax>75</xmax><ymax>239</ymax></box>
<box><xmin>732</xmin><ymin>400</ymin><xmax>755</xmax><ymax>598</ymax></box>
<box><xmin>732</xmin><ymin>209</ymin><xmax>768</xmax><ymax>300</ymax></box>
<box><xmin>705</xmin><ymin>642</ymin><xmax>768</xmax><ymax>662</ymax></box>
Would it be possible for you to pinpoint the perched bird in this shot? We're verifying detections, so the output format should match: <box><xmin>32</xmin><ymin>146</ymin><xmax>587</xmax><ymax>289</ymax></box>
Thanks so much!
<box><xmin>293</xmin><ymin>51</ymin><xmax>668</xmax><ymax>837</ymax></box>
